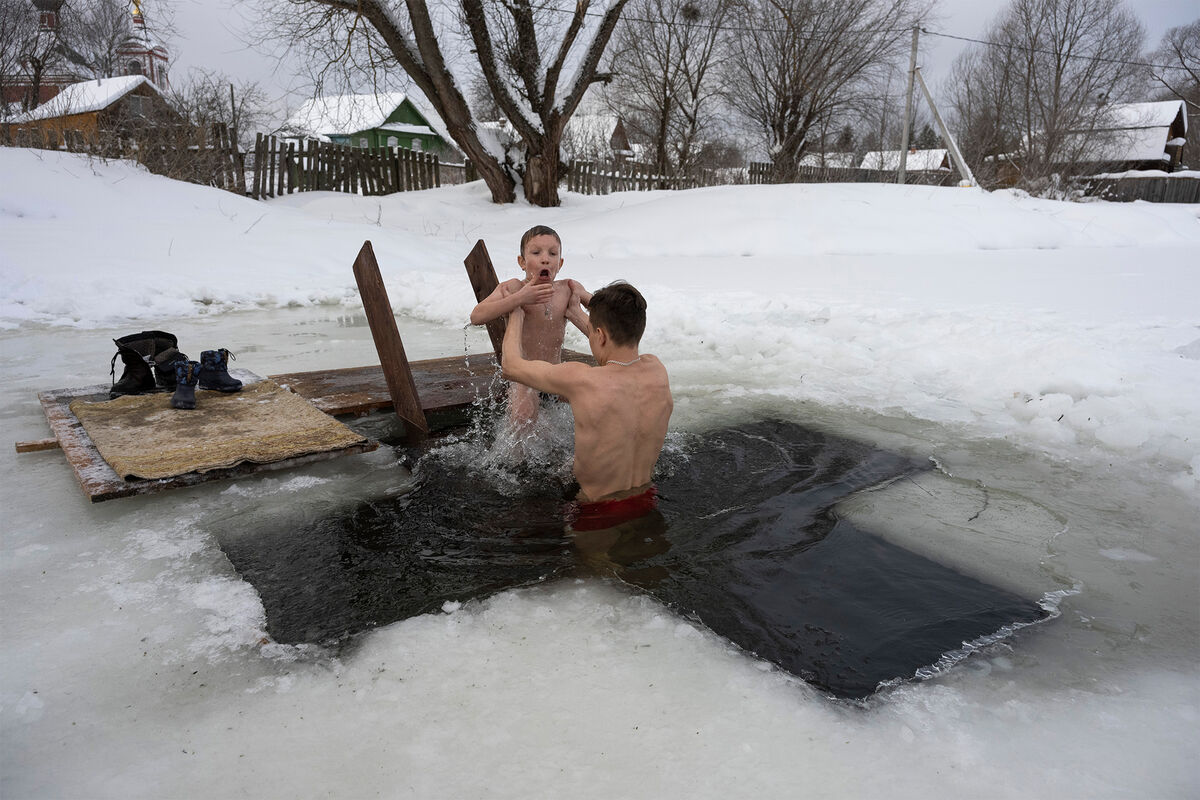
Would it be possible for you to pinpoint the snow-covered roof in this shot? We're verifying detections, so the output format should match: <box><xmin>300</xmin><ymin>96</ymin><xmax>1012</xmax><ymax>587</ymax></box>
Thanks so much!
<box><xmin>800</xmin><ymin>152</ymin><xmax>857</xmax><ymax>169</ymax></box>
<box><xmin>860</xmin><ymin>149</ymin><xmax>950</xmax><ymax>171</ymax></box>
<box><xmin>1070</xmin><ymin>127</ymin><xmax>1177</xmax><ymax>163</ymax></box>
<box><xmin>378</xmin><ymin>122</ymin><xmax>435</xmax><ymax>137</ymax></box>
<box><xmin>13</xmin><ymin>75</ymin><xmax>161</xmax><ymax>122</ymax></box>
<box><xmin>1058</xmin><ymin>101</ymin><xmax>1186</xmax><ymax>164</ymax></box>
<box><xmin>1100</xmin><ymin>100</ymin><xmax>1186</xmax><ymax>133</ymax></box>
<box><xmin>287</xmin><ymin>92</ymin><xmax>451</xmax><ymax>145</ymax></box>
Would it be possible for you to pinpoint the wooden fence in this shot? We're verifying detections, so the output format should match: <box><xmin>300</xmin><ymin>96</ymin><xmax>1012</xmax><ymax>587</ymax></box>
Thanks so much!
<box><xmin>246</xmin><ymin>134</ymin><xmax>443</xmax><ymax>199</ymax></box>
<box><xmin>750</xmin><ymin>161</ymin><xmax>958</xmax><ymax>187</ymax></box>
<box><xmin>2</xmin><ymin>121</ymin><xmax>247</xmax><ymax>194</ymax></box>
<box><xmin>1078</xmin><ymin>175</ymin><xmax>1200</xmax><ymax>204</ymax></box>
<box><xmin>565</xmin><ymin>159</ymin><xmax>721</xmax><ymax>195</ymax></box>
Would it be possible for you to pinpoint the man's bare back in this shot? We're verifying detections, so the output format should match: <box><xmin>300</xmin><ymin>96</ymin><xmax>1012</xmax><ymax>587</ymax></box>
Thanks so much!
<box><xmin>500</xmin><ymin>282</ymin><xmax>672</xmax><ymax>501</ymax></box>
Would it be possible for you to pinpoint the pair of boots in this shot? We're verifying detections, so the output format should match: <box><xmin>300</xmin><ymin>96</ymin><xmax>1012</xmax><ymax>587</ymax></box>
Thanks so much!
<box><xmin>109</xmin><ymin>331</ymin><xmax>242</xmax><ymax>410</ymax></box>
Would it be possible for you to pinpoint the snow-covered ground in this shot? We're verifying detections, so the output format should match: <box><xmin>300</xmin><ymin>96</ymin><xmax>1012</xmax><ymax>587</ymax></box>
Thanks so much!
<box><xmin>1</xmin><ymin>148</ymin><xmax>1198</xmax><ymax>797</ymax></box>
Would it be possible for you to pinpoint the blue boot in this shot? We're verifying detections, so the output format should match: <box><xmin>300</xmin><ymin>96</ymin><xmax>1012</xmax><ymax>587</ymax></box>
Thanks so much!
<box><xmin>198</xmin><ymin>349</ymin><xmax>243</xmax><ymax>393</ymax></box>
<box><xmin>171</xmin><ymin>360</ymin><xmax>200</xmax><ymax>409</ymax></box>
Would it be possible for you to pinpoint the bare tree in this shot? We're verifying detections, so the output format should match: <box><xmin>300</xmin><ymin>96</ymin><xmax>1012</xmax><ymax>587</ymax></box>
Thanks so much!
<box><xmin>170</xmin><ymin>68</ymin><xmax>276</xmax><ymax>149</ymax></box>
<box><xmin>1148</xmin><ymin>18</ymin><xmax>1199</xmax><ymax>168</ymax></box>
<box><xmin>0</xmin><ymin>0</ymin><xmax>38</xmax><ymax>117</ymax></box>
<box><xmin>605</xmin><ymin>0</ymin><xmax>733</xmax><ymax>174</ymax></box>
<box><xmin>70</xmin><ymin>0</ymin><xmax>132</xmax><ymax>78</ymax></box>
<box><xmin>267</xmin><ymin>0</ymin><xmax>630</xmax><ymax>206</ymax></box>
<box><xmin>724</xmin><ymin>0</ymin><xmax>929</xmax><ymax>182</ymax></box>
<box><xmin>947</xmin><ymin>0</ymin><xmax>1146</xmax><ymax>188</ymax></box>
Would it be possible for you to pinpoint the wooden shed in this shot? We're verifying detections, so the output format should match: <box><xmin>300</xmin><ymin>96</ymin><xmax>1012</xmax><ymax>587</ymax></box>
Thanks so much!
<box><xmin>8</xmin><ymin>74</ymin><xmax>177</xmax><ymax>146</ymax></box>
<box><xmin>285</xmin><ymin>93</ymin><xmax>457</xmax><ymax>159</ymax></box>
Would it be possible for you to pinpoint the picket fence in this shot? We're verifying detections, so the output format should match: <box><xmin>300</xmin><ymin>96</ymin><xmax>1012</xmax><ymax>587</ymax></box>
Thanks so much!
<box><xmin>2</xmin><ymin>121</ymin><xmax>248</xmax><ymax>194</ymax></box>
<box><xmin>1079</xmin><ymin>174</ymin><xmax>1200</xmax><ymax>204</ymax></box>
<box><xmin>565</xmin><ymin>159</ymin><xmax>723</xmax><ymax>195</ymax></box>
<box><xmin>749</xmin><ymin>161</ymin><xmax>958</xmax><ymax>187</ymax></box>
<box><xmin>246</xmin><ymin>134</ymin><xmax>443</xmax><ymax>199</ymax></box>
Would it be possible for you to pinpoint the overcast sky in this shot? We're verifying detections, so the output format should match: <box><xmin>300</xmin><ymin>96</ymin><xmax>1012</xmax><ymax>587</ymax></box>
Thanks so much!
<box><xmin>162</xmin><ymin>0</ymin><xmax>1197</xmax><ymax>116</ymax></box>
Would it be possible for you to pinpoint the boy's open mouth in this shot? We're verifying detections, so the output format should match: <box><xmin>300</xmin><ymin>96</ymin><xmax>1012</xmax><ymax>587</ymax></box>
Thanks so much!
<box><xmin>539</xmin><ymin>269</ymin><xmax>550</xmax><ymax>278</ymax></box>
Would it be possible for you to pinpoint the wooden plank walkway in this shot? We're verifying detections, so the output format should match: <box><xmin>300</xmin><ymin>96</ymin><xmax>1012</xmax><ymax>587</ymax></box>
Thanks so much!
<box><xmin>26</xmin><ymin>351</ymin><xmax>592</xmax><ymax>503</ymax></box>
<box><xmin>271</xmin><ymin>349</ymin><xmax>594</xmax><ymax>416</ymax></box>
<box><xmin>18</xmin><ymin>238</ymin><xmax>594</xmax><ymax>503</ymax></box>
<box><xmin>37</xmin><ymin>372</ymin><xmax>378</xmax><ymax>503</ymax></box>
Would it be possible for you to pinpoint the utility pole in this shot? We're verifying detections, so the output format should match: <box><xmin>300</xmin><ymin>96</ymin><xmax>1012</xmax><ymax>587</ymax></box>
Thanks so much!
<box><xmin>229</xmin><ymin>83</ymin><xmax>238</xmax><ymax>149</ymax></box>
<box><xmin>914</xmin><ymin>67</ymin><xmax>976</xmax><ymax>187</ymax></box>
<box><xmin>898</xmin><ymin>25</ymin><xmax>919</xmax><ymax>184</ymax></box>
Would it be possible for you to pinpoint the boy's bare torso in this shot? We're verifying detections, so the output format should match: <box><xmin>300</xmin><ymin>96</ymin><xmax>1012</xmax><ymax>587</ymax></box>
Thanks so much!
<box><xmin>499</xmin><ymin>278</ymin><xmax>573</xmax><ymax>363</ymax></box>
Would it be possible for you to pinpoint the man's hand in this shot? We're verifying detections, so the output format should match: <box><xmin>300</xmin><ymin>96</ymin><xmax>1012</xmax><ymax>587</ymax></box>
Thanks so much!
<box><xmin>503</xmin><ymin>304</ymin><xmax>588</xmax><ymax>399</ymax></box>
<box><xmin>565</xmin><ymin>283</ymin><xmax>591</xmax><ymax>336</ymax></box>
<box><xmin>569</xmin><ymin>279</ymin><xmax>592</xmax><ymax>308</ymax></box>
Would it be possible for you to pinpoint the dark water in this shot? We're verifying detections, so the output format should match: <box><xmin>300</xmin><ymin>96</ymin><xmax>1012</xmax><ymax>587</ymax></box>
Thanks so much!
<box><xmin>217</xmin><ymin>419</ymin><xmax>1048</xmax><ymax>698</ymax></box>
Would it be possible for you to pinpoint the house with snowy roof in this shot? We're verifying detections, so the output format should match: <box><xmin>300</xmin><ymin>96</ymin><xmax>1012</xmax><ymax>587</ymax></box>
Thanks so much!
<box><xmin>1070</xmin><ymin>100</ymin><xmax>1188</xmax><ymax>173</ymax></box>
<box><xmin>2</xmin><ymin>0</ymin><xmax>169</xmax><ymax>112</ymax></box>
<box><xmin>860</xmin><ymin>148</ymin><xmax>950</xmax><ymax>172</ymax></box>
<box><xmin>800</xmin><ymin>152</ymin><xmax>858</xmax><ymax>169</ymax></box>
<box><xmin>284</xmin><ymin>92</ymin><xmax>457</xmax><ymax>158</ymax></box>
<box><xmin>9</xmin><ymin>74</ymin><xmax>177</xmax><ymax>144</ymax></box>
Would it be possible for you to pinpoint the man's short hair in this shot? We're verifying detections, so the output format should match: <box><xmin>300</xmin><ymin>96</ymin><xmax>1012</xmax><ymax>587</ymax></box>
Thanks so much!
<box><xmin>519</xmin><ymin>225</ymin><xmax>561</xmax><ymax>255</ymax></box>
<box><xmin>589</xmin><ymin>281</ymin><xmax>647</xmax><ymax>346</ymax></box>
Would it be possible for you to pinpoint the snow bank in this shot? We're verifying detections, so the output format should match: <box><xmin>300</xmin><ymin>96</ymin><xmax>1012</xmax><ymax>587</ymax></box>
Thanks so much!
<box><xmin>2</xmin><ymin>147</ymin><xmax>1199</xmax><ymax>477</ymax></box>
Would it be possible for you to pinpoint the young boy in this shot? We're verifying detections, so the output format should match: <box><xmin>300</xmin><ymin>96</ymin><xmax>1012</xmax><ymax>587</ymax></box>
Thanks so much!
<box><xmin>470</xmin><ymin>225</ymin><xmax>593</xmax><ymax>426</ymax></box>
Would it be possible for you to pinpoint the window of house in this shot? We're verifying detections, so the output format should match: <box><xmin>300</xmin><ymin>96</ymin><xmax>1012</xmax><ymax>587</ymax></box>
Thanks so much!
<box><xmin>411</xmin><ymin>138</ymin><xmax>422</xmax><ymax>152</ymax></box>
<box><xmin>387</xmin><ymin>136</ymin><xmax>398</xmax><ymax>148</ymax></box>
<box><xmin>128</xmin><ymin>59</ymin><xmax>143</xmax><ymax>75</ymax></box>
<box><xmin>126</xmin><ymin>95</ymin><xmax>144</xmax><ymax>117</ymax></box>
<box><xmin>359</xmin><ymin>137</ymin><xmax>368</xmax><ymax>148</ymax></box>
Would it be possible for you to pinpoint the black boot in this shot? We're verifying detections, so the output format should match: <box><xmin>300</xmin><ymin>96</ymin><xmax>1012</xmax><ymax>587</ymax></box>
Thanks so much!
<box><xmin>153</xmin><ymin>346</ymin><xmax>189</xmax><ymax>390</ymax></box>
<box><xmin>198</xmin><ymin>349</ymin><xmax>243</xmax><ymax>393</ymax></box>
<box><xmin>110</xmin><ymin>347</ymin><xmax>154</xmax><ymax>398</ymax></box>
<box><xmin>170</xmin><ymin>360</ymin><xmax>200</xmax><ymax>409</ymax></box>
<box><xmin>109</xmin><ymin>330</ymin><xmax>180</xmax><ymax>398</ymax></box>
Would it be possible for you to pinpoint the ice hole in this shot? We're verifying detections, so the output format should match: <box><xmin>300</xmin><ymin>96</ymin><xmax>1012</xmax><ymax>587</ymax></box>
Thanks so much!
<box><xmin>213</xmin><ymin>418</ymin><xmax>1049</xmax><ymax>699</ymax></box>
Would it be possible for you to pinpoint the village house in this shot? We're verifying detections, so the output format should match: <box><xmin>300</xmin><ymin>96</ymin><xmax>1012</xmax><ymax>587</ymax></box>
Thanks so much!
<box><xmin>7</xmin><ymin>74</ymin><xmax>178</xmax><ymax>145</ymax></box>
<box><xmin>860</xmin><ymin>148</ymin><xmax>951</xmax><ymax>171</ymax></box>
<box><xmin>799</xmin><ymin>152</ymin><xmax>858</xmax><ymax>169</ymax></box>
<box><xmin>284</xmin><ymin>92</ymin><xmax>457</xmax><ymax>158</ymax></box>
<box><xmin>1071</xmin><ymin>100</ymin><xmax>1189</xmax><ymax>173</ymax></box>
<box><xmin>2</xmin><ymin>0</ymin><xmax>169</xmax><ymax>112</ymax></box>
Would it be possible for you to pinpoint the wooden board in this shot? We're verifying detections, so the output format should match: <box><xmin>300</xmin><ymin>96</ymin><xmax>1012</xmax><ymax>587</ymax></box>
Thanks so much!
<box><xmin>270</xmin><ymin>349</ymin><xmax>594</xmax><ymax>416</ymax></box>
<box><xmin>34</xmin><ymin>372</ymin><xmax>377</xmax><ymax>504</ymax></box>
<box><xmin>26</xmin><ymin>351</ymin><xmax>594</xmax><ymax>503</ymax></box>
<box><xmin>352</xmin><ymin>241</ymin><xmax>428</xmax><ymax>438</ymax></box>
<box><xmin>463</xmin><ymin>239</ymin><xmax>505</xmax><ymax>360</ymax></box>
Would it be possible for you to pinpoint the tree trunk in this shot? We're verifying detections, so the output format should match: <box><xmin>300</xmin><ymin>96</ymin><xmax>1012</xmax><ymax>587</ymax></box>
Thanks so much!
<box><xmin>523</xmin><ymin>150</ymin><xmax>559</xmax><ymax>207</ymax></box>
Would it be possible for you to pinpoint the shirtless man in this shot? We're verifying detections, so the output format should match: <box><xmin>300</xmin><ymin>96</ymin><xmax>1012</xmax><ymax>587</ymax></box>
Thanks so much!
<box><xmin>470</xmin><ymin>226</ymin><xmax>592</xmax><ymax>427</ymax></box>
<box><xmin>501</xmin><ymin>281</ymin><xmax>673</xmax><ymax>519</ymax></box>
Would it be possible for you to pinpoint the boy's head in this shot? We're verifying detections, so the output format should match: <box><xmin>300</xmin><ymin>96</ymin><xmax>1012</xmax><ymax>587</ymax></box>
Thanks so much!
<box><xmin>518</xmin><ymin>225</ymin><xmax>564</xmax><ymax>284</ymax></box>
<box><xmin>588</xmin><ymin>281</ymin><xmax>647</xmax><ymax>347</ymax></box>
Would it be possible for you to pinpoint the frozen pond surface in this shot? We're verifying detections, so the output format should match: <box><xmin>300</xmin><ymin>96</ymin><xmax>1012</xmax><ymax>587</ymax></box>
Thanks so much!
<box><xmin>2</xmin><ymin>307</ymin><xmax>1196</xmax><ymax>798</ymax></box>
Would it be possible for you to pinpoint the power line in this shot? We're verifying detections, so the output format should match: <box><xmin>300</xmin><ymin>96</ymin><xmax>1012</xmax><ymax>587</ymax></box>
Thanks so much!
<box><xmin>919</xmin><ymin>28</ymin><xmax>1192</xmax><ymax>73</ymax></box>
<box><xmin>524</xmin><ymin>1</ymin><xmax>1194</xmax><ymax>73</ymax></box>
<box><xmin>526</xmin><ymin>0</ymin><xmax>913</xmax><ymax>38</ymax></box>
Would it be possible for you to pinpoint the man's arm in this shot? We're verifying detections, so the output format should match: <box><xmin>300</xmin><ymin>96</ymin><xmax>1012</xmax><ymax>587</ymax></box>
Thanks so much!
<box><xmin>470</xmin><ymin>280</ymin><xmax>553</xmax><ymax>325</ymax></box>
<box><xmin>502</xmin><ymin>306</ymin><xmax>591</xmax><ymax>397</ymax></box>
<box><xmin>565</xmin><ymin>280</ymin><xmax>592</xmax><ymax>337</ymax></box>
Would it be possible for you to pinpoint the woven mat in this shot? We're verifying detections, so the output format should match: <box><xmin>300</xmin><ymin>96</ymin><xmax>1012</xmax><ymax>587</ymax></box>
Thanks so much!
<box><xmin>69</xmin><ymin>380</ymin><xmax>368</xmax><ymax>481</ymax></box>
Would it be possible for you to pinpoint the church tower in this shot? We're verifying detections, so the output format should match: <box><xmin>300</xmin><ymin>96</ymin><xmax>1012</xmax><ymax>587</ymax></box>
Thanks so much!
<box><xmin>116</xmin><ymin>0</ymin><xmax>169</xmax><ymax>90</ymax></box>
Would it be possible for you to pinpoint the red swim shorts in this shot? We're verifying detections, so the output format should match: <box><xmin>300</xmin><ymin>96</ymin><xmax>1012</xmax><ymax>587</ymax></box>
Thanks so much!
<box><xmin>566</xmin><ymin>486</ymin><xmax>659</xmax><ymax>532</ymax></box>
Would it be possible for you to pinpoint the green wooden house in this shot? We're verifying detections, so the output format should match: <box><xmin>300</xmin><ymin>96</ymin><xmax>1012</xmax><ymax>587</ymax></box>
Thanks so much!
<box><xmin>286</xmin><ymin>92</ymin><xmax>457</xmax><ymax>158</ymax></box>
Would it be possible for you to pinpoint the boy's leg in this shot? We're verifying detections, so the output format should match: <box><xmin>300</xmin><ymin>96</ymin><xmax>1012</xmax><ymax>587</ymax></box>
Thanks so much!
<box><xmin>507</xmin><ymin>382</ymin><xmax>540</xmax><ymax>428</ymax></box>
